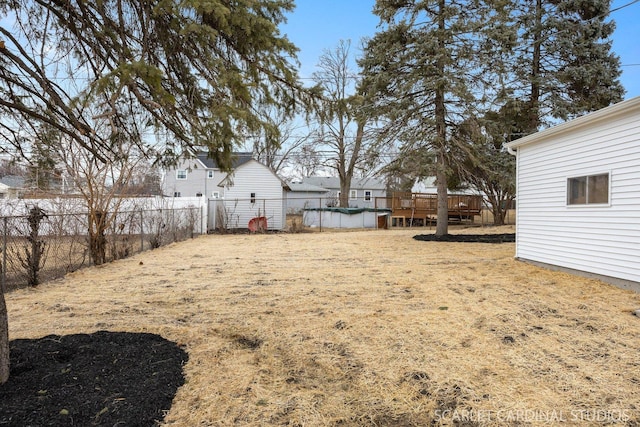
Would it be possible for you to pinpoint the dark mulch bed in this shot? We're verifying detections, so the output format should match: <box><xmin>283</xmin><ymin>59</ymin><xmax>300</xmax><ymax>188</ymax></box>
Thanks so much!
<box><xmin>0</xmin><ymin>331</ymin><xmax>187</xmax><ymax>426</ymax></box>
<box><xmin>413</xmin><ymin>233</ymin><xmax>516</xmax><ymax>243</ymax></box>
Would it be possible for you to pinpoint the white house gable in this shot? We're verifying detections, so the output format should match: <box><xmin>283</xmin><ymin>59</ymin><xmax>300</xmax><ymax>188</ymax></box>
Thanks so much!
<box><xmin>164</xmin><ymin>153</ymin><xmax>287</xmax><ymax>230</ymax></box>
<box><xmin>216</xmin><ymin>160</ymin><xmax>286</xmax><ymax>230</ymax></box>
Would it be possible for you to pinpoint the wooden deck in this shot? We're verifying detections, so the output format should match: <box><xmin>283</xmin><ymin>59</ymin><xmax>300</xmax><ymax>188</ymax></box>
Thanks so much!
<box><xmin>379</xmin><ymin>192</ymin><xmax>484</xmax><ymax>226</ymax></box>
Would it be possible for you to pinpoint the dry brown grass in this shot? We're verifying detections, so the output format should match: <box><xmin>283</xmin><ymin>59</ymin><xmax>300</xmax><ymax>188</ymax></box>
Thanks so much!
<box><xmin>6</xmin><ymin>226</ymin><xmax>640</xmax><ymax>426</ymax></box>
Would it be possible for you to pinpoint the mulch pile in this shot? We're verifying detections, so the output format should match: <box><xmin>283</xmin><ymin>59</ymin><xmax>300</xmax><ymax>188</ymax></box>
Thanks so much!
<box><xmin>413</xmin><ymin>233</ymin><xmax>516</xmax><ymax>243</ymax></box>
<box><xmin>0</xmin><ymin>331</ymin><xmax>187</xmax><ymax>426</ymax></box>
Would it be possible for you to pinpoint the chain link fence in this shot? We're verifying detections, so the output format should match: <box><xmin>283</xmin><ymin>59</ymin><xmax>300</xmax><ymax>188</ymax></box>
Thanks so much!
<box><xmin>1</xmin><ymin>207</ymin><xmax>202</xmax><ymax>291</ymax></box>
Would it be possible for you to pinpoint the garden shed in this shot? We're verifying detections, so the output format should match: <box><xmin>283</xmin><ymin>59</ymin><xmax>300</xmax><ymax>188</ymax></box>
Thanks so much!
<box><xmin>505</xmin><ymin>96</ymin><xmax>640</xmax><ymax>290</ymax></box>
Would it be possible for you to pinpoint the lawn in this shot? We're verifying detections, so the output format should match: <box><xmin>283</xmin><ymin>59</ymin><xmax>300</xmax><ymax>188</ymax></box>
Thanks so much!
<box><xmin>3</xmin><ymin>226</ymin><xmax>640</xmax><ymax>426</ymax></box>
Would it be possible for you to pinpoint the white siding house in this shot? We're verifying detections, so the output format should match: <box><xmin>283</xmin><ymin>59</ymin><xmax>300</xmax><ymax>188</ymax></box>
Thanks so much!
<box><xmin>505</xmin><ymin>96</ymin><xmax>640</xmax><ymax>289</ymax></box>
<box><xmin>164</xmin><ymin>152</ymin><xmax>288</xmax><ymax>231</ymax></box>
<box><xmin>214</xmin><ymin>159</ymin><xmax>288</xmax><ymax>230</ymax></box>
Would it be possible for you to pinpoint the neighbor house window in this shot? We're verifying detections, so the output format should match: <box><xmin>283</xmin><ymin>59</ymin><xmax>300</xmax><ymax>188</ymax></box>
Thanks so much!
<box><xmin>176</xmin><ymin>170</ymin><xmax>187</xmax><ymax>180</ymax></box>
<box><xmin>250</xmin><ymin>192</ymin><xmax>256</xmax><ymax>203</ymax></box>
<box><xmin>364</xmin><ymin>190</ymin><xmax>372</xmax><ymax>201</ymax></box>
<box><xmin>211</xmin><ymin>191</ymin><xmax>220</xmax><ymax>199</ymax></box>
<box><xmin>207</xmin><ymin>170</ymin><xmax>214</xmax><ymax>179</ymax></box>
<box><xmin>567</xmin><ymin>173</ymin><xmax>609</xmax><ymax>205</ymax></box>
<box><xmin>349</xmin><ymin>189</ymin><xmax>357</xmax><ymax>200</ymax></box>
<box><xmin>173</xmin><ymin>192</ymin><xmax>181</xmax><ymax>197</ymax></box>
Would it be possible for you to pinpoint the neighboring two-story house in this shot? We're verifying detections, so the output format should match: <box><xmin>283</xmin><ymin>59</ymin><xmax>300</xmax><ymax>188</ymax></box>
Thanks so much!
<box><xmin>163</xmin><ymin>152</ymin><xmax>289</xmax><ymax>230</ymax></box>
<box><xmin>163</xmin><ymin>152</ymin><xmax>252</xmax><ymax>199</ymax></box>
<box><xmin>300</xmin><ymin>176</ymin><xmax>386</xmax><ymax>208</ymax></box>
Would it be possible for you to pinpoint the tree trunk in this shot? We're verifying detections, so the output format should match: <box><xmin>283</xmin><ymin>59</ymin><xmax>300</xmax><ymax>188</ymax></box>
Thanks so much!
<box><xmin>486</xmin><ymin>193</ymin><xmax>504</xmax><ymax>226</ymax></box>
<box><xmin>89</xmin><ymin>210</ymin><xmax>107</xmax><ymax>265</ymax></box>
<box><xmin>339</xmin><ymin>175</ymin><xmax>352</xmax><ymax>208</ymax></box>
<box><xmin>434</xmin><ymin>0</ymin><xmax>448</xmax><ymax>237</ymax></box>
<box><xmin>493</xmin><ymin>205</ymin><xmax>505</xmax><ymax>226</ymax></box>
<box><xmin>435</xmin><ymin>151</ymin><xmax>449</xmax><ymax>236</ymax></box>
<box><xmin>0</xmin><ymin>289</ymin><xmax>9</xmax><ymax>384</ymax></box>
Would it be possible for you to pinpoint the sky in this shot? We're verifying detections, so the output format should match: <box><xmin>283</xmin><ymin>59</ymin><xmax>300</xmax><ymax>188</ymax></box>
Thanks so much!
<box><xmin>281</xmin><ymin>0</ymin><xmax>640</xmax><ymax>100</ymax></box>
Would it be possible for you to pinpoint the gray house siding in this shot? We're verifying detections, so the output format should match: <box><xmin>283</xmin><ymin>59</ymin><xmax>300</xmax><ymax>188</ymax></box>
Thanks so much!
<box><xmin>286</xmin><ymin>183</ymin><xmax>330</xmax><ymax>213</ymax></box>
<box><xmin>301</xmin><ymin>177</ymin><xmax>386</xmax><ymax>208</ymax></box>
<box><xmin>163</xmin><ymin>157</ymin><xmax>218</xmax><ymax>198</ymax></box>
<box><xmin>163</xmin><ymin>152</ymin><xmax>253</xmax><ymax>199</ymax></box>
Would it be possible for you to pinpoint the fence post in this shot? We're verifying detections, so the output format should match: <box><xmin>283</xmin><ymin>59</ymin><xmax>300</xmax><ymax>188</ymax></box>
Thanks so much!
<box><xmin>140</xmin><ymin>210</ymin><xmax>144</xmax><ymax>252</ymax></box>
<box><xmin>1</xmin><ymin>217</ymin><xmax>6</xmax><ymax>293</ymax></box>
<box><xmin>172</xmin><ymin>209</ymin><xmax>175</xmax><ymax>242</ymax></box>
<box><xmin>200</xmin><ymin>206</ymin><xmax>204</xmax><ymax>235</ymax></box>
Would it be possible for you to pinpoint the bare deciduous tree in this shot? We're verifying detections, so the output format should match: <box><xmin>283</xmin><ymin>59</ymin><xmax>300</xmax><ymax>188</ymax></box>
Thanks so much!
<box><xmin>311</xmin><ymin>40</ymin><xmax>375</xmax><ymax>208</ymax></box>
<box><xmin>248</xmin><ymin>109</ymin><xmax>311</xmax><ymax>178</ymax></box>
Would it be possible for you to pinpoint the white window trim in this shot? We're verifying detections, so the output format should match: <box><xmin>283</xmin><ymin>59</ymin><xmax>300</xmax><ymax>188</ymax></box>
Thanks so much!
<box><xmin>176</xmin><ymin>169</ymin><xmax>188</xmax><ymax>180</ymax></box>
<box><xmin>566</xmin><ymin>171</ymin><xmax>611</xmax><ymax>207</ymax></box>
<box><xmin>349</xmin><ymin>189</ymin><xmax>357</xmax><ymax>200</ymax></box>
<box><xmin>211</xmin><ymin>191</ymin><xmax>221</xmax><ymax>199</ymax></box>
<box><xmin>364</xmin><ymin>190</ymin><xmax>372</xmax><ymax>201</ymax></box>
<box><xmin>207</xmin><ymin>170</ymin><xmax>215</xmax><ymax>179</ymax></box>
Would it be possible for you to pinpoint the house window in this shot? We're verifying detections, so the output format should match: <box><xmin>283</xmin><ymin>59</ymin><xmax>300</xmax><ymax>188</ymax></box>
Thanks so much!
<box><xmin>567</xmin><ymin>173</ymin><xmax>609</xmax><ymax>205</ymax></box>
<box><xmin>176</xmin><ymin>170</ymin><xmax>187</xmax><ymax>180</ymax></box>
<box><xmin>250</xmin><ymin>192</ymin><xmax>256</xmax><ymax>204</ymax></box>
<box><xmin>196</xmin><ymin>192</ymin><xmax>202</xmax><ymax>197</ymax></box>
<box><xmin>349</xmin><ymin>189</ymin><xmax>357</xmax><ymax>200</ymax></box>
<box><xmin>173</xmin><ymin>192</ymin><xmax>181</xmax><ymax>197</ymax></box>
<box><xmin>207</xmin><ymin>170</ymin><xmax>214</xmax><ymax>179</ymax></box>
<box><xmin>364</xmin><ymin>190</ymin><xmax>372</xmax><ymax>201</ymax></box>
<box><xmin>211</xmin><ymin>191</ymin><xmax>220</xmax><ymax>199</ymax></box>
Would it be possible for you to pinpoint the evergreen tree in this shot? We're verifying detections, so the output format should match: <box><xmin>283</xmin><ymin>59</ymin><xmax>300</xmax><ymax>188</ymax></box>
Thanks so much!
<box><xmin>0</xmin><ymin>0</ymin><xmax>308</xmax><ymax>169</ymax></box>
<box><xmin>360</xmin><ymin>0</ymin><xmax>495</xmax><ymax>235</ymax></box>
<box><xmin>511</xmin><ymin>0</ymin><xmax>624</xmax><ymax>131</ymax></box>
<box><xmin>456</xmin><ymin>0</ymin><xmax>624</xmax><ymax>224</ymax></box>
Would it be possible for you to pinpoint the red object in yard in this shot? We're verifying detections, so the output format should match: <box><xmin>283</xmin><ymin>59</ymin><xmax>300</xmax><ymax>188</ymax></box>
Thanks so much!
<box><xmin>248</xmin><ymin>216</ymin><xmax>268</xmax><ymax>232</ymax></box>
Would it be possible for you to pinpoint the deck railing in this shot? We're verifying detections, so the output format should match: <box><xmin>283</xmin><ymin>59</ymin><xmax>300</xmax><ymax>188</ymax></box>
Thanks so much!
<box><xmin>375</xmin><ymin>192</ymin><xmax>483</xmax><ymax>226</ymax></box>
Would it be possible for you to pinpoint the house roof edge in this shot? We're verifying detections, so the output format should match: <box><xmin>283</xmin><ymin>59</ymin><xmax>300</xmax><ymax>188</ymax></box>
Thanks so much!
<box><xmin>505</xmin><ymin>96</ymin><xmax>640</xmax><ymax>150</ymax></box>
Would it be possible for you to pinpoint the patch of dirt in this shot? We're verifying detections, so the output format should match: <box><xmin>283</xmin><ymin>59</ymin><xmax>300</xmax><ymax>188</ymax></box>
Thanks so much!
<box><xmin>413</xmin><ymin>233</ymin><xmax>516</xmax><ymax>243</ymax></box>
<box><xmin>0</xmin><ymin>331</ymin><xmax>187</xmax><ymax>426</ymax></box>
